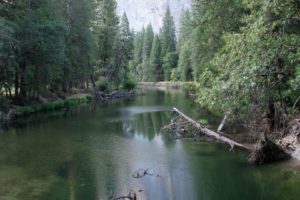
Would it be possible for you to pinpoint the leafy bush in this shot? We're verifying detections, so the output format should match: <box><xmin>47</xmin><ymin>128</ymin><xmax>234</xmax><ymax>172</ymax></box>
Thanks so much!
<box><xmin>123</xmin><ymin>76</ymin><xmax>137</xmax><ymax>91</ymax></box>
<box><xmin>16</xmin><ymin>94</ymin><xmax>92</xmax><ymax>115</ymax></box>
<box><xmin>64</xmin><ymin>98</ymin><xmax>78</xmax><ymax>107</ymax></box>
<box><xmin>84</xmin><ymin>94</ymin><xmax>93</xmax><ymax>102</ymax></box>
<box><xmin>17</xmin><ymin>106</ymin><xmax>34</xmax><ymax>114</ymax></box>
<box><xmin>96</xmin><ymin>77</ymin><xmax>109</xmax><ymax>91</ymax></box>
<box><xmin>171</xmin><ymin>68</ymin><xmax>180</xmax><ymax>81</ymax></box>
<box><xmin>53</xmin><ymin>100</ymin><xmax>65</xmax><ymax>109</ymax></box>
<box><xmin>183</xmin><ymin>82</ymin><xmax>198</xmax><ymax>95</ymax></box>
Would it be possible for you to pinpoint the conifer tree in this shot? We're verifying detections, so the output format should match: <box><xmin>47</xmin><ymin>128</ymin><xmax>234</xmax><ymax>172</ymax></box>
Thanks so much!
<box><xmin>160</xmin><ymin>6</ymin><xmax>177</xmax><ymax>81</ymax></box>
<box><xmin>141</xmin><ymin>24</ymin><xmax>154</xmax><ymax>81</ymax></box>
<box><xmin>149</xmin><ymin>35</ymin><xmax>163</xmax><ymax>81</ymax></box>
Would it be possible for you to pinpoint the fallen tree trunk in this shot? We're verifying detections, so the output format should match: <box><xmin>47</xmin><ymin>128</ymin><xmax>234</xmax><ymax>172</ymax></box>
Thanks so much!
<box><xmin>171</xmin><ymin>107</ymin><xmax>290</xmax><ymax>164</ymax></box>
<box><xmin>173</xmin><ymin>108</ymin><xmax>253</xmax><ymax>151</ymax></box>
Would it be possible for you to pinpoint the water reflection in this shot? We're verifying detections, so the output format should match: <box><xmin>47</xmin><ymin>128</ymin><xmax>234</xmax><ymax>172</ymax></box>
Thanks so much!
<box><xmin>122</xmin><ymin>110</ymin><xmax>171</xmax><ymax>141</ymax></box>
<box><xmin>0</xmin><ymin>90</ymin><xmax>300</xmax><ymax>200</ymax></box>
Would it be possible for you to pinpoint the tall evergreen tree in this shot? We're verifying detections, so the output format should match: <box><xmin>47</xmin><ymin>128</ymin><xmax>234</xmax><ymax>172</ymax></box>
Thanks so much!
<box><xmin>96</xmin><ymin>0</ymin><xmax>119</xmax><ymax>84</ymax></box>
<box><xmin>160</xmin><ymin>6</ymin><xmax>176</xmax><ymax>58</ymax></box>
<box><xmin>149</xmin><ymin>35</ymin><xmax>163</xmax><ymax>81</ymax></box>
<box><xmin>112</xmin><ymin>12</ymin><xmax>134</xmax><ymax>86</ymax></box>
<box><xmin>160</xmin><ymin>6</ymin><xmax>177</xmax><ymax>81</ymax></box>
<box><xmin>141</xmin><ymin>23</ymin><xmax>154</xmax><ymax>81</ymax></box>
<box><xmin>129</xmin><ymin>28</ymin><xmax>145</xmax><ymax>81</ymax></box>
<box><xmin>177</xmin><ymin>9</ymin><xmax>193</xmax><ymax>81</ymax></box>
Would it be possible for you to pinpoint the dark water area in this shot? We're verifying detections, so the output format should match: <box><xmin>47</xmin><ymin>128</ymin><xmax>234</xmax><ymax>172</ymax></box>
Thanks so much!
<box><xmin>0</xmin><ymin>90</ymin><xmax>300</xmax><ymax>200</ymax></box>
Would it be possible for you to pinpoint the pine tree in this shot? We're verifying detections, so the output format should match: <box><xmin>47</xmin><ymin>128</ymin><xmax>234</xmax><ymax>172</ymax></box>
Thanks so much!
<box><xmin>112</xmin><ymin>12</ymin><xmax>134</xmax><ymax>86</ymax></box>
<box><xmin>178</xmin><ymin>44</ymin><xmax>192</xmax><ymax>81</ymax></box>
<box><xmin>141</xmin><ymin>24</ymin><xmax>154</xmax><ymax>81</ymax></box>
<box><xmin>177</xmin><ymin>9</ymin><xmax>193</xmax><ymax>81</ymax></box>
<box><xmin>129</xmin><ymin>28</ymin><xmax>145</xmax><ymax>81</ymax></box>
<box><xmin>149</xmin><ymin>35</ymin><xmax>163</xmax><ymax>81</ymax></box>
<box><xmin>178</xmin><ymin>9</ymin><xmax>191</xmax><ymax>49</ymax></box>
<box><xmin>96</xmin><ymin>0</ymin><xmax>119</xmax><ymax>85</ymax></box>
<box><xmin>160</xmin><ymin>6</ymin><xmax>176</xmax><ymax>58</ymax></box>
<box><xmin>160</xmin><ymin>6</ymin><xmax>177</xmax><ymax>81</ymax></box>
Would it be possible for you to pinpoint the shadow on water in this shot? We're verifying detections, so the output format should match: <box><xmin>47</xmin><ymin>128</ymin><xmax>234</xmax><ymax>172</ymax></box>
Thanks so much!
<box><xmin>1</xmin><ymin>89</ymin><xmax>300</xmax><ymax>200</ymax></box>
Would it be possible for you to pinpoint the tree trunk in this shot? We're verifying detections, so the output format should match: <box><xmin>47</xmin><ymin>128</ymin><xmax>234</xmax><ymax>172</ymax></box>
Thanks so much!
<box><xmin>14</xmin><ymin>70</ymin><xmax>19</xmax><ymax>97</ymax></box>
<box><xmin>173</xmin><ymin>107</ymin><xmax>252</xmax><ymax>151</ymax></box>
<box><xmin>19</xmin><ymin>62</ymin><xmax>27</xmax><ymax>103</ymax></box>
<box><xmin>90</xmin><ymin>75</ymin><xmax>96</xmax><ymax>89</ymax></box>
<box><xmin>267</xmin><ymin>101</ymin><xmax>276</xmax><ymax>132</ymax></box>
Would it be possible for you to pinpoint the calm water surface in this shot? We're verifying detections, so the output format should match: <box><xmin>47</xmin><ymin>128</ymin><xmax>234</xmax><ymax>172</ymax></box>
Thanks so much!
<box><xmin>0</xmin><ymin>90</ymin><xmax>300</xmax><ymax>200</ymax></box>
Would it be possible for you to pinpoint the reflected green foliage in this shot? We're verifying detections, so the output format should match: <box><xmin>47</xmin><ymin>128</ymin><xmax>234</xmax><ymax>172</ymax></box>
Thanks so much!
<box><xmin>1</xmin><ymin>90</ymin><xmax>300</xmax><ymax>200</ymax></box>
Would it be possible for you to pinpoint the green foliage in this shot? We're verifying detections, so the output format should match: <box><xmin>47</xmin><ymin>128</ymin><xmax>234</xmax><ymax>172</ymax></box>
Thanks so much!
<box><xmin>149</xmin><ymin>35</ymin><xmax>163</xmax><ymax>81</ymax></box>
<box><xmin>17</xmin><ymin>106</ymin><xmax>34</xmax><ymax>115</ymax></box>
<box><xmin>123</xmin><ymin>76</ymin><xmax>137</xmax><ymax>91</ymax></box>
<box><xmin>141</xmin><ymin>24</ymin><xmax>155</xmax><ymax>81</ymax></box>
<box><xmin>83</xmin><ymin>94</ymin><xmax>93</xmax><ymax>102</ymax></box>
<box><xmin>171</xmin><ymin>68</ymin><xmax>180</xmax><ymax>82</ymax></box>
<box><xmin>174</xmin><ymin>0</ymin><xmax>300</xmax><ymax>130</ymax></box>
<box><xmin>178</xmin><ymin>43</ymin><xmax>192</xmax><ymax>81</ymax></box>
<box><xmin>160</xmin><ymin>6</ymin><xmax>177</xmax><ymax>58</ymax></box>
<box><xmin>0</xmin><ymin>96</ymin><xmax>11</xmax><ymax>112</ymax></box>
<box><xmin>96</xmin><ymin>77</ymin><xmax>110</xmax><ymax>91</ymax></box>
<box><xmin>162</xmin><ymin>52</ymin><xmax>178</xmax><ymax>81</ymax></box>
<box><xmin>0</xmin><ymin>0</ymin><xmax>134</xmax><ymax>104</ymax></box>
<box><xmin>198</xmin><ymin>118</ymin><xmax>209</xmax><ymax>125</ymax></box>
<box><xmin>16</xmin><ymin>93</ymin><xmax>92</xmax><ymax>115</ymax></box>
<box><xmin>129</xmin><ymin>6</ymin><xmax>177</xmax><ymax>83</ymax></box>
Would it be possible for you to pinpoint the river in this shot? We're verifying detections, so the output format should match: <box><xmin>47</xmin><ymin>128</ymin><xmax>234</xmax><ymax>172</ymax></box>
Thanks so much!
<box><xmin>0</xmin><ymin>90</ymin><xmax>300</xmax><ymax>200</ymax></box>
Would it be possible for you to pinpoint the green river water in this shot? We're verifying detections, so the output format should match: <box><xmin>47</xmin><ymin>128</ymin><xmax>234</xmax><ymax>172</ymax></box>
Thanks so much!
<box><xmin>0</xmin><ymin>90</ymin><xmax>300</xmax><ymax>200</ymax></box>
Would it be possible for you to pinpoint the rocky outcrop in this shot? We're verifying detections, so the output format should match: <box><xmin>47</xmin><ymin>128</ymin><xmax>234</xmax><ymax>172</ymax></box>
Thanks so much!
<box><xmin>117</xmin><ymin>0</ymin><xmax>191</xmax><ymax>32</ymax></box>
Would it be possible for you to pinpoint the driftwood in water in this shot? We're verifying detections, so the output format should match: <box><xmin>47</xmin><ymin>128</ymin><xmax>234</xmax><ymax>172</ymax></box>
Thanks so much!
<box><xmin>173</xmin><ymin>108</ymin><xmax>252</xmax><ymax>151</ymax></box>
<box><xmin>132</xmin><ymin>168</ymin><xmax>153</xmax><ymax>179</ymax></box>
<box><xmin>112</xmin><ymin>193</ymin><xmax>137</xmax><ymax>200</ymax></box>
<box><xmin>170</xmin><ymin>107</ymin><xmax>290</xmax><ymax>164</ymax></box>
<box><xmin>91</xmin><ymin>90</ymin><xmax>136</xmax><ymax>102</ymax></box>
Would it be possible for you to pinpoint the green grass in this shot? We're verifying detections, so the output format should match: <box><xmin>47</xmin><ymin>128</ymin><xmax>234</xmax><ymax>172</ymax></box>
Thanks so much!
<box><xmin>17</xmin><ymin>94</ymin><xmax>93</xmax><ymax>115</ymax></box>
<box><xmin>198</xmin><ymin>118</ymin><xmax>209</xmax><ymax>125</ymax></box>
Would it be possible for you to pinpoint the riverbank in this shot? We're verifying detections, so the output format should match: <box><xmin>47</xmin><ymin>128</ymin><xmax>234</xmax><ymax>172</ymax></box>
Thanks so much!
<box><xmin>138</xmin><ymin>82</ymin><xmax>188</xmax><ymax>90</ymax></box>
<box><xmin>0</xmin><ymin>89</ymin><xmax>137</xmax><ymax>127</ymax></box>
<box><xmin>163</xmin><ymin>107</ymin><xmax>300</xmax><ymax>163</ymax></box>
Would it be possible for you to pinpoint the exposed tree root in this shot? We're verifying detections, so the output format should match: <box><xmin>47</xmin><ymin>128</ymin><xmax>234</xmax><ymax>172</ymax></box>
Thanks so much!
<box><xmin>248</xmin><ymin>137</ymin><xmax>290</xmax><ymax>164</ymax></box>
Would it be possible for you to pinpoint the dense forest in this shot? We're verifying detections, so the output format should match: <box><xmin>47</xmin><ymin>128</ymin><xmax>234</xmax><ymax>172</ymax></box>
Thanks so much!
<box><xmin>129</xmin><ymin>0</ymin><xmax>300</xmax><ymax>133</ymax></box>
<box><xmin>0</xmin><ymin>0</ymin><xmax>134</xmax><ymax>108</ymax></box>
<box><xmin>1</xmin><ymin>0</ymin><xmax>300</xmax><ymax>133</ymax></box>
